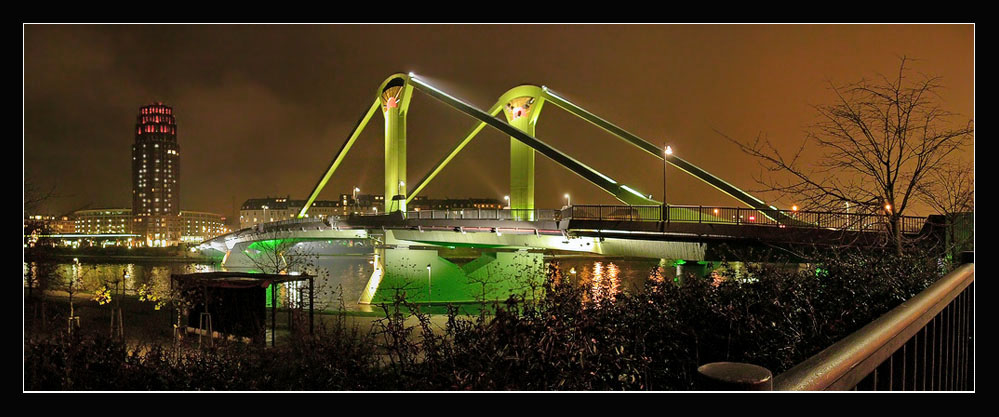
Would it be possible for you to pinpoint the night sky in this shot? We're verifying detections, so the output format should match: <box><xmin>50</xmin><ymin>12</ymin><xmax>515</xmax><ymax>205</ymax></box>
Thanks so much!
<box><xmin>24</xmin><ymin>25</ymin><xmax>974</xmax><ymax>219</ymax></box>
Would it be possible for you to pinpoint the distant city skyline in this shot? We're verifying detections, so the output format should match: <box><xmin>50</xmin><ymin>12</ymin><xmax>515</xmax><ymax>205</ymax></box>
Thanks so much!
<box><xmin>24</xmin><ymin>25</ymin><xmax>974</xmax><ymax>217</ymax></box>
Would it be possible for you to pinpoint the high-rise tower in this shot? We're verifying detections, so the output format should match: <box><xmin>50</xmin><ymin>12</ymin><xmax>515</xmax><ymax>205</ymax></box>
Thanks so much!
<box><xmin>131</xmin><ymin>102</ymin><xmax>180</xmax><ymax>246</ymax></box>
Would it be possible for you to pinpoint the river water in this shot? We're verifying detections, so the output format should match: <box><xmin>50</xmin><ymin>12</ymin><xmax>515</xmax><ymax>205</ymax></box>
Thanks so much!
<box><xmin>26</xmin><ymin>256</ymin><xmax>665</xmax><ymax>312</ymax></box>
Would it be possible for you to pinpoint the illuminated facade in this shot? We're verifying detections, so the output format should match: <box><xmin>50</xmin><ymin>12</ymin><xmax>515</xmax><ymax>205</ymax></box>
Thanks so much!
<box><xmin>409</xmin><ymin>197</ymin><xmax>503</xmax><ymax>211</ymax></box>
<box><xmin>132</xmin><ymin>102</ymin><xmax>180</xmax><ymax>246</ymax></box>
<box><xmin>240</xmin><ymin>197</ymin><xmax>340</xmax><ymax>229</ymax></box>
<box><xmin>179</xmin><ymin>210</ymin><xmax>230</xmax><ymax>243</ymax></box>
<box><xmin>338</xmin><ymin>193</ymin><xmax>383</xmax><ymax>216</ymax></box>
<box><xmin>74</xmin><ymin>209</ymin><xmax>132</xmax><ymax>234</ymax></box>
<box><xmin>25</xmin><ymin>214</ymin><xmax>76</xmax><ymax>234</ymax></box>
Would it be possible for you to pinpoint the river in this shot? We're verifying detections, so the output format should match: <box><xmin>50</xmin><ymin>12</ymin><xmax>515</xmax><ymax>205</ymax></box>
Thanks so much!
<box><xmin>26</xmin><ymin>255</ymin><xmax>666</xmax><ymax>313</ymax></box>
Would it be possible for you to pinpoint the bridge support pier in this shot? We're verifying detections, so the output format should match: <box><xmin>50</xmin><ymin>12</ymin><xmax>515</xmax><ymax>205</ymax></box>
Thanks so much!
<box><xmin>659</xmin><ymin>259</ymin><xmax>715</xmax><ymax>284</ymax></box>
<box><xmin>360</xmin><ymin>247</ymin><xmax>545</xmax><ymax>304</ymax></box>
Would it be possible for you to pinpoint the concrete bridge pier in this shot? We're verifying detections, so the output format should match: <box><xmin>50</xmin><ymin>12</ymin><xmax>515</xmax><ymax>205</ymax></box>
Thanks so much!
<box><xmin>220</xmin><ymin>241</ymin><xmax>257</xmax><ymax>270</ymax></box>
<box><xmin>659</xmin><ymin>258</ymin><xmax>717</xmax><ymax>284</ymax></box>
<box><xmin>360</xmin><ymin>247</ymin><xmax>545</xmax><ymax>304</ymax></box>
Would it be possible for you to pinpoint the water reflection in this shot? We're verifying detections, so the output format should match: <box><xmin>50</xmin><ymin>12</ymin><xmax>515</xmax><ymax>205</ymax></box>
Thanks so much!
<box><xmin>29</xmin><ymin>256</ymin><xmax>670</xmax><ymax>311</ymax></box>
<box><xmin>25</xmin><ymin>261</ymin><xmax>217</xmax><ymax>298</ymax></box>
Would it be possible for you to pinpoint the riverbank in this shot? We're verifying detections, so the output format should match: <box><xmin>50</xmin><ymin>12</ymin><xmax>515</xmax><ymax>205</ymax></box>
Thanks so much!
<box><xmin>24</xmin><ymin>289</ymin><xmax>460</xmax><ymax>347</ymax></box>
<box><xmin>41</xmin><ymin>246</ymin><xmax>219</xmax><ymax>264</ymax></box>
<box><xmin>51</xmin><ymin>253</ymin><xmax>216</xmax><ymax>263</ymax></box>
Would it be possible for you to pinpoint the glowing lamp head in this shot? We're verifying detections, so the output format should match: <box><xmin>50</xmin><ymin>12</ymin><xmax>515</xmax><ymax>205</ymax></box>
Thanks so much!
<box><xmin>885</xmin><ymin>203</ymin><xmax>892</xmax><ymax>212</ymax></box>
<box><xmin>792</xmin><ymin>205</ymin><xmax>799</xmax><ymax>212</ymax></box>
<box><xmin>665</xmin><ymin>145</ymin><xmax>673</xmax><ymax>156</ymax></box>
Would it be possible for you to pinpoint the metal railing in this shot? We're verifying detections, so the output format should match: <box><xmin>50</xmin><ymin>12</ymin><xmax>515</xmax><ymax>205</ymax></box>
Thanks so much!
<box><xmin>565</xmin><ymin>204</ymin><xmax>927</xmax><ymax>234</ymax></box>
<box><xmin>698</xmin><ymin>263</ymin><xmax>974</xmax><ymax>391</ymax></box>
<box><xmin>403</xmin><ymin>208</ymin><xmax>559</xmax><ymax>221</ymax></box>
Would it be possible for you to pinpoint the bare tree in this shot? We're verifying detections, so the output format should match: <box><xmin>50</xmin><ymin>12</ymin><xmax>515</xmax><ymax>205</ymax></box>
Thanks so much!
<box><xmin>917</xmin><ymin>164</ymin><xmax>974</xmax><ymax>265</ymax></box>
<box><xmin>244</xmin><ymin>239</ymin><xmax>329</xmax><ymax>331</ymax></box>
<box><xmin>24</xmin><ymin>176</ymin><xmax>60</xmax><ymax>329</ymax></box>
<box><xmin>23</xmin><ymin>178</ymin><xmax>56</xmax><ymax>215</ymax></box>
<box><xmin>721</xmin><ymin>57</ymin><xmax>973</xmax><ymax>253</ymax></box>
<box><xmin>245</xmin><ymin>239</ymin><xmax>317</xmax><ymax>275</ymax></box>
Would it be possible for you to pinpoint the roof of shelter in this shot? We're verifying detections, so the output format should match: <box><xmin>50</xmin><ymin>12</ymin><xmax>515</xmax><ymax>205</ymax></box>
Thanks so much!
<box><xmin>171</xmin><ymin>272</ymin><xmax>312</xmax><ymax>288</ymax></box>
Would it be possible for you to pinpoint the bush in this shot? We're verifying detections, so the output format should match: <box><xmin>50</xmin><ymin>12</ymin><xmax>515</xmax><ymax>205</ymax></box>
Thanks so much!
<box><xmin>24</xmin><ymin>247</ymin><xmax>942</xmax><ymax>390</ymax></box>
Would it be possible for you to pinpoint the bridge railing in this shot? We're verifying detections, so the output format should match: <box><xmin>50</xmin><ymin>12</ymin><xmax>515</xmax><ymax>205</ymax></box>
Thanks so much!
<box><xmin>566</xmin><ymin>204</ymin><xmax>926</xmax><ymax>234</ymax></box>
<box><xmin>698</xmin><ymin>262</ymin><xmax>974</xmax><ymax>391</ymax></box>
<box><xmin>403</xmin><ymin>208</ymin><xmax>559</xmax><ymax>221</ymax></box>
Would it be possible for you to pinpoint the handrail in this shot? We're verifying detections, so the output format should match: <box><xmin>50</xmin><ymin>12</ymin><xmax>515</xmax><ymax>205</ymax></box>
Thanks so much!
<box><xmin>773</xmin><ymin>263</ymin><xmax>974</xmax><ymax>390</ymax></box>
<box><xmin>402</xmin><ymin>208</ymin><xmax>560</xmax><ymax>221</ymax></box>
<box><xmin>565</xmin><ymin>204</ymin><xmax>926</xmax><ymax>234</ymax></box>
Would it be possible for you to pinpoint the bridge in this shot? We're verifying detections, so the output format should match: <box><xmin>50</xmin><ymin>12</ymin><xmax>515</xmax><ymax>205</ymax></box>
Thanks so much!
<box><xmin>200</xmin><ymin>73</ymin><xmax>930</xmax><ymax>305</ymax></box>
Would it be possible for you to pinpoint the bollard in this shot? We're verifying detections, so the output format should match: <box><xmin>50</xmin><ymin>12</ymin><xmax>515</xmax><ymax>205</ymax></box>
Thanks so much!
<box><xmin>697</xmin><ymin>362</ymin><xmax>773</xmax><ymax>391</ymax></box>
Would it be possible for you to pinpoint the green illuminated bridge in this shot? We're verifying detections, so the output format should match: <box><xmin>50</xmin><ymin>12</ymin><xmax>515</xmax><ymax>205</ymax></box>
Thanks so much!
<box><xmin>200</xmin><ymin>73</ymin><xmax>931</xmax><ymax>304</ymax></box>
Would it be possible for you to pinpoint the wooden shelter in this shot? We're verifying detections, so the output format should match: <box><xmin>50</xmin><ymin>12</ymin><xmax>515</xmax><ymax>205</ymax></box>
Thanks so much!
<box><xmin>170</xmin><ymin>272</ymin><xmax>314</xmax><ymax>346</ymax></box>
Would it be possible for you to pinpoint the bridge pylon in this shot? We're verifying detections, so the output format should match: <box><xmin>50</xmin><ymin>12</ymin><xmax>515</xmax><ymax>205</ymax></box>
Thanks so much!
<box><xmin>499</xmin><ymin>86</ymin><xmax>546</xmax><ymax>220</ymax></box>
<box><xmin>378</xmin><ymin>74</ymin><xmax>414</xmax><ymax>213</ymax></box>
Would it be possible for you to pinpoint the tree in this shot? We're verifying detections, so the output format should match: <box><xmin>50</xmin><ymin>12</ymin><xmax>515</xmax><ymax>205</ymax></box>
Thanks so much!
<box><xmin>24</xmin><ymin>176</ymin><xmax>60</xmax><ymax>329</ymax></box>
<box><xmin>243</xmin><ymin>239</ymin><xmax>331</xmax><ymax>329</ymax></box>
<box><xmin>722</xmin><ymin>57</ymin><xmax>973</xmax><ymax>253</ymax></box>
<box><xmin>917</xmin><ymin>164</ymin><xmax>974</xmax><ymax>266</ymax></box>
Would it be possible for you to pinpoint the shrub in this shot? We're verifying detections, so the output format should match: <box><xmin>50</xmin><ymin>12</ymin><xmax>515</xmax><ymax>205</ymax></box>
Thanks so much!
<box><xmin>24</xmin><ymin>246</ymin><xmax>943</xmax><ymax>390</ymax></box>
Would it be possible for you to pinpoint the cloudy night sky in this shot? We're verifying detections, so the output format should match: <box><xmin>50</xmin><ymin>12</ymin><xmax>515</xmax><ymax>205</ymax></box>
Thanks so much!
<box><xmin>24</xmin><ymin>25</ymin><xmax>974</xmax><ymax>219</ymax></box>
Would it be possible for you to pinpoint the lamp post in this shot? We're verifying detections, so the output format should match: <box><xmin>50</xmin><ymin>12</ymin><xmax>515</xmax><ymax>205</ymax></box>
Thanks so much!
<box><xmin>564</xmin><ymin>193</ymin><xmax>571</xmax><ymax>208</ymax></box>
<box><xmin>426</xmin><ymin>264</ymin><xmax>432</xmax><ymax>305</ymax></box>
<box><xmin>663</xmin><ymin>144</ymin><xmax>673</xmax><ymax>222</ymax></box>
<box><xmin>353</xmin><ymin>187</ymin><xmax>360</xmax><ymax>214</ymax></box>
<box><xmin>504</xmin><ymin>195</ymin><xmax>510</xmax><ymax>209</ymax></box>
<box><xmin>398</xmin><ymin>180</ymin><xmax>405</xmax><ymax>213</ymax></box>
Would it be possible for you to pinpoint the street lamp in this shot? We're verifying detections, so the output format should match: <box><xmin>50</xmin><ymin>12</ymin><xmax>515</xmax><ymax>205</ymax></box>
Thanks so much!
<box><xmin>663</xmin><ymin>144</ymin><xmax>673</xmax><ymax>222</ymax></box>
<box><xmin>564</xmin><ymin>193</ymin><xmax>571</xmax><ymax>207</ymax></box>
<box><xmin>426</xmin><ymin>264</ymin><xmax>432</xmax><ymax>305</ymax></box>
<box><xmin>353</xmin><ymin>187</ymin><xmax>360</xmax><ymax>214</ymax></box>
<box><xmin>503</xmin><ymin>195</ymin><xmax>510</xmax><ymax>209</ymax></box>
<box><xmin>398</xmin><ymin>181</ymin><xmax>406</xmax><ymax>212</ymax></box>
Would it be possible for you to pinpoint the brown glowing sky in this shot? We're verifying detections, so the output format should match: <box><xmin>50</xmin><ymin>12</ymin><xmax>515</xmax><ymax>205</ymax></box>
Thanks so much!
<box><xmin>24</xmin><ymin>25</ymin><xmax>974</xmax><ymax>219</ymax></box>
